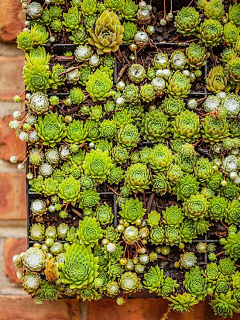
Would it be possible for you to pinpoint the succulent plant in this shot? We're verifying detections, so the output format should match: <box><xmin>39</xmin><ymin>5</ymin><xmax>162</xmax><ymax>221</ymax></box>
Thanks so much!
<box><xmin>142</xmin><ymin>110</ymin><xmax>170</xmax><ymax>142</ymax></box>
<box><xmin>149</xmin><ymin>144</ymin><xmax>173</xmax><ymax>172</ymax></box>
<box><xmin>86</xmin><ymin>69</ymin><xmax>113</xmax><ymax>101</ymax></box>
<box><xmin>183</xmin><ymin>193</ymin><xmax>209</xmax><ymax>221</ymax></box>
<box><xmin>222</xmin><ymin>93</ymin><xmax>240</xmax><ymax>118</ymax></box>
<box><xmin>119</xmin><ymin>198</ymin><xmax>146</xmax><ymax>223</ymax></box>
<box><xmin>88</xmin><ymin>10</ymin><xmax>123</xmax><ymax>54</ymax></box>
<box><xmin>170</xmin><ymin>51</ymin><xmax>186</xmax><ymax>71</ymax></box>
<box><xmin>229</xmin><ymin>3</ymin><xmax>240</xmax><ymax>26</ymax></box>
<box><xmin>117</xmin><ymin>124</ymin><xmax>140</xmax><ymax>149</ymax></box>
<box><xmin>42</xmin><ymin>177</ymin><xmax>59</xmax><ymax>196</ymax></box>
<box><xmin>30</xmin><ymin>224</ymin><xmax>45</xmax><ymax>241</ymax></box>
<box><xmin>123</xmin><ymin>22</ymin><xmax>138</xmax><ymax>43</ymax></box>
<box><xmin>17</xmin><ymin>30</ymin><xmax>34</xmax><ymax>51</ymax></box>
<box><xmin>77</xmin><ymin>217</ymin><xmax>103</xmax><ymax>247</ymax></box>
<box><xmin>66</xmin><ymin>120</ymin><xmax>88</xmax><ymax>144</ymax></box>
<box><xmin>23</xmin><ymin>61</ymin><xmax>50</xmax><ymax>93</ymax></box>
<box><xmin>105</xmin><ymin>0</ymin><xmax>124</xmax><ymax>12</ymax></box>
<box><xmin>210</xmin><ymin>292</ymin><xmax>239</xmax><ymax>319</ymax></box>
<box><xmin>225</xmin><ymin>200</ymin><xmax>240</xmax><ymax>225</ymax></box>
<box><xmin>174</xmin><ymin>174</ymin><xmax>199</xmax><ymax>201</ymax></box>
<box><xmin>83</xmin><ymin>149</ymin><xmax>113</xmax><ymax>183</ymax></box>
<box><xmin>123</xmin><ymin>84</ymin><xmax>140</xmax><ymax>105</ymax></box>
<box><xmin>28</xmin><ymin>92</ymin><xmax>50</xmax><ymax>115</ymax></box>
<box><xmin>147</xmin><ymin>210</ymin><xmax>161</xmax><ymax>227</ymax></box>
<box><xmin>153</xmin><ymin>53</ymin><xmax>169</xmax><ymax>70</ymax></box>
<box><xmin>31</xmin><ymin>24</ymin><xmax>49</xmax><ymax>46</ymax></box>
<box><xmin>172</xmin><ymin>110</ymin><xmax>200</xmax><ymax>142</ymax></box>
<box><xmin>23</xmin><ymin>274</ymin><xmax>41</xmax><ymax>293</ymax></box>
<box><xmin>23</xmin><ymin>247</ymin><xmax>45</xmax><ymax>272</ymax></box>
<box><xmin>59</xmin><ymin>175</ymin><xmax>80</xmax><ymax>205</ymax></box>
<box><xmin>226</xmin><ymin>57</ymin><xmax>240</xmax><ymax>87</ymax></box>
<box><xmin>195</xmin><ymin>156</ymin><xmax>212</xmax><ymax>181</ymax></box>
<box><xmin>35</xmin><ymin>280</ymin><xmax>60</xmax><ymax>302</ymax></box>
<box><xmin>198</xmin><ymin>19</ymin><xmax>223</xmax><ymax>47</ymax></box>
<box><xmin>186</xmin><ymin>42</ymin><xmax>209</xmax><ymax>68</ymax></box>
<box><xmin>223</xmin><ymin>232</ymin><xmax>240</xmax><ymax>260</ymax></box>
<box><xmin>163</xmin><ymin>205</ymin><xmax>184</xmax><ymax>226</ymax></box>
<box><xmin>122</xmin><ymin>0</ymin><xmax>138</xmax><ymax>20</ymax></box>
<box><xmin>150</xmin><ymin>226</ymin><xmax>165</xmax><ymax>245</ymax></box>
<box><xmin>223</xmin><ymin>22</ymin><xmax>239</xmax><ymax>45</ymax></box>
<box><xmin>161</xmin><ymin>97</ymin><xmax>185</xmax><ymax>117</ymax></box>
<box><xmin>119</xmin><ymin>272</ymin><xmax>140</xmax><ymax>293</ymax></box>
<box><xmin>168</xmin><ymin>293</ymin><xmax>199</xmax><ymax>312</ymax></box>
<box><xmin>166</xmin><ymin>71</ymin><xmax>191</xmax><ymax>98</ymax></box>
<box><xmin>59</xmin><ymin>243</ymin><xmax>98</xmax><ymax>289</ymax></box>
<box><xmin>201</xmin><ymin>114</ymin><xmax>229</xmax><ymax>143</ymax></box>
<box><xmin>204</xmin><ymin>0</ymin><xmax>224</xmax><ymax>20</ymax></box>
<box><xmin>35</xmin><ymin>112</ymin><xmax>66</xmax><ymax>147</ymax></box>
<box><xmin>183</xmin><ymin>266</ymin><xmax>207</xmax><ymax>300</ymax></box>
<box><xmin>175</xmin><ymin>7</ymin><xmax>200</xmax><ymax>36</ymax></box>
<box><xmin>96</xmin><ymin>205</ymin><xmax>113</xmax><ymax>225</ymax></box>
<box><xmin>152</xmin><ymin>173</ymin><xmax>170</xmax><ymax>195</ymax></box>
<box><xmin>179</xmin><ymin>252</ymin><xmax>197</xmax><ymax>269</ymax></box>
<box><xmin>143</xmin><ymin>266</ymin><xmax>163</xmax><ymax>294</ymax></box>
<box><xmin>128</xmin><ymin>64</ymin><xmax>146</xmax><ymax>84</ymax></box>
<box><xmin>221</xmin><ymin>47</ymin><xmax>238</xmax><ymax>64</ymax></box>
<box><xmin>63</xmin><ymin>7</ymin><xmax>82</xmax><ymax>32</ymax></box>
<box><xmin>125</xmin><ymin>163</ymin><xmax>151</xmax><ymax>194</ymax></box>
<box><xmin>206</xmin><ymin>66</ymin><xmax>230</xmax><ymax>93</ymax></box>
<box><xmin>80</xmin><ymin>0</ymin><xmax>97</xmax><ymax>16</ymax></box>
<box><xmin>209</xmin><ymin>196</ymin><xmax>228</xmax><ymax>221</ymax></box>
<box><xmin>140</xmin><ymin>84</ymin><xmax>156</xmax><ymax>103</ymax></box>
<box><xmin>79</xmin><ymin>189</ymin><xmax>100</xmax><ymax>209</ymax></box>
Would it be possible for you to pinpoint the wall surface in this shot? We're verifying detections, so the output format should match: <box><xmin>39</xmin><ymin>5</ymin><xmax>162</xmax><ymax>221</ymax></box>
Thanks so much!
<box><xmin>0</xmin><ymin>1</ymin><xmax>239</xmax><ymax>320</ymax></box>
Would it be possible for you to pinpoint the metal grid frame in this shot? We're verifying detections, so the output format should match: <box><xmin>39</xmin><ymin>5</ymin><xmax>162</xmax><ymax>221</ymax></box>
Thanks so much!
<box><xmin>25</xmin><ymin>15</ymin><xmax>222</xmax><ymax>298</ymax></box>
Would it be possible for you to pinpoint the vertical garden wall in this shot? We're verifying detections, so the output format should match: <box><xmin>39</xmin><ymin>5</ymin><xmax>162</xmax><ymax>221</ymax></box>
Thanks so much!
<box><xmin>9</xmin><ymin>0</ymin><xmax>240</xmax><ymax>318</ymax></box>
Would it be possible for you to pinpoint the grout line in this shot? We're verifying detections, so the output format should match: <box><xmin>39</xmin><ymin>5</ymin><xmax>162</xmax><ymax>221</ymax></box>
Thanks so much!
<box><xmin>79</xmin><ymin>301</ymin><xmax>89</xmax><ymax>320</ymax></box>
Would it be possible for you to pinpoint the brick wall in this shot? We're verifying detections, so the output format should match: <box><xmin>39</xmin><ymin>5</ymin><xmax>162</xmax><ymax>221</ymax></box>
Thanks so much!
<box><xmin>0</xmin><ymin>1</ymin><xmax>237</xmax><ymax>320</ymax></box>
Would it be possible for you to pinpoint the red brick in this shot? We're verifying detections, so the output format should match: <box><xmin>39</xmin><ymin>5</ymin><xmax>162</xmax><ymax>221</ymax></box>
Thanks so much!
<box><xmin>89</xmin><ymin>298</ymin><xmax>237</xmax><ymax>320</ymax></box>
<box><xmin>0</xmin><ymin>295</ymin><xmax>80</xmax><ymax>320</ymax></box>
<box><xmin>0</xmin><ymin>115</ymin><xmax>25</xmax><ymax>162</ymax></box>
<box><xmin>0</xmin><ymin>56</ymin><xmax>25</xmax><ymax>101</ymax></box>
<box><xmin>0</xmin><ymin>0</ymin><xmax>25</xmax><ymax>43</ymax></box>
<box><xmin>4</xmin><ymin>238</ymin><xmax>27</xmax><ymax>283</ymax></box>
<box><xmin>0</xmin><ymin>172</ymin><xmax>26</xmax><ymax>219</ymax></box>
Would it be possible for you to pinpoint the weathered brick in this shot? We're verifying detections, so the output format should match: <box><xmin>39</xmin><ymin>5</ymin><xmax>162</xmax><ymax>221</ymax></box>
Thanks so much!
<box><xmin>0</xmin><ymin>295</ymin><xmax>80</xmax><ymax>320</ymax></box>
<box><xmin>0</xmin><ymin>172</ymin><xmax>26</xmax><ymax>219</ymax></box>
<box><xmin>4</xmin><ymin>238</ymin><xmax>27</xmax><ymax>283</ymax></box>
<box><xmin>89</xmin><ymin>298</ymin><xmax>234</xmax><ymax>320</ymax></box>
<box><xmin>0</xmin><ymin>0</ymin><xmax>25</xmax><ymax>43</ymax></box>
<box><xmin>0</xmin><ymin>115</ymin><xmax>25</xmax><ymax>162</ymax></box>
<box><xmin>0</xmin><ymin>56</ymin><xmax>25</xmax><ymax>101</ymax></box>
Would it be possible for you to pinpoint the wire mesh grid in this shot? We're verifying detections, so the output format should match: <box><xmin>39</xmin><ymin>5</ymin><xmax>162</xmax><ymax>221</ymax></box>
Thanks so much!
<box><xmin>26</xmin><ymin>39</ymin><xmax>218</xmax><ymax>298</ymax></box>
